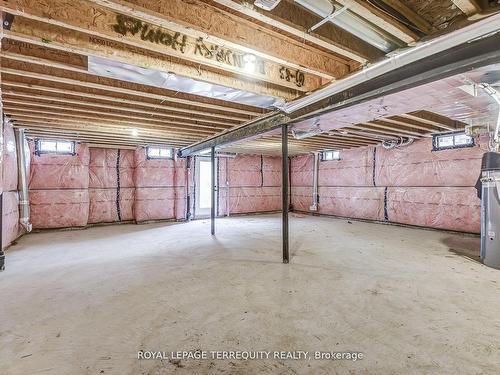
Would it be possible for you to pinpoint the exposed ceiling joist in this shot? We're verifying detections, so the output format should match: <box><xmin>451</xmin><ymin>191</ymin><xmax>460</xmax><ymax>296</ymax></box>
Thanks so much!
<box><xmin>2</xmin><ymin>23</ymin><xmax>299</xmax><ymax>101</ymax></box>
<box><xmin>451</xmin><ymin>0</ymin><xmax>482</xmax><ymax>16</ymax></box>
<box><xmin>1</xmin><ymin>82</ymin><xmax>247</xmax><ymax>124</ymax></box>
<box><xmin>0</xmin><ymin>0</ymin><xmax>348</xmax><ymax>97</ymax></box>
<box><xmin>208</xmin><ymin>0</ymin><xmax>371</xmax><ymax>63</ymax></box>
<box><xmin>0</xmin><ymin>66</ymin><xmax>261</xmax><ymax>118</ymax></box>
<box><xmin>4</xmin><ymin>109</ymin><xmax>226</xmax><ymax>136</ymax></box>
<box><xmin>378</xmin><ymin>0</ymin><xmax>434</xmax><ymax>34</ymax></box>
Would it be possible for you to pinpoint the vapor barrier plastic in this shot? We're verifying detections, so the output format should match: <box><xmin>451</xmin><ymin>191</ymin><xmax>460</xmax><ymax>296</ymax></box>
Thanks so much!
<box><xmin>2</xmin><ymin>192</ymin><xmax>20</xmax><ymax>248</ymax></box>
<box><xmin>2</xmin><ymin>122</ymin><xmax>18</xmax><ymax>192</ymax></box>
<box><xmin>319</xmin><ymin>187</ymin><xmax>385</xmax><ymax>221</ymax></box>
<box><xmin>89</xmin><ymin>148</ymin><xmax>134</xmax><ymax>188</ymax></box>
<box><xmin>291</xmin><ymin>154</ymin><xmax>313</xmax><ymax>187</ymax></box>
<box><xmin>135</xmin><ymin>187</ymin><xmax>181</xmax><ymax>222</ymax></box>
<box><xmin>387</xmin><ymin>187</ymin><xmax>480</xmax><ymax>233</ymax></box>
<box><xmin>134</xmin><ymin>148</ymin><xmax>186</xmax><ymax>221</ymax></box>
<box><xmin>290</xmin><ymin>138</ymin><xmax>484</xmax><ymax>233</ymax></box>
<box><xmin>30</xmin><ymin>189</ymin><xmax>89</xmax><ymax>228</ymax></box>
<box><xmin>88</xmin><ymin>188</ymin><xmax>135</xmax><ymax>223</ymax></box>
<box><xmin>218</xmin><ymin>155</ymin><xmax>282</xmax><ymax>215</ymax></box>
<box><xmin>29</xmin><ymin>142</ymin><xmax>90</xmax><ymax>189</ymax></box>
<box><xmin>219</xmin><ymin>187</ymin><xmax>281</xmax><ymax>214</ymax></box>
<box><xmin>375</xmin><ymin>138</ymin><xmax>486</xmax><ymax>187</ymax></box>
<box><xmin>319</xmin><ymin>146</ymin><xmax>374</xmax><ymax>187</ymax></box>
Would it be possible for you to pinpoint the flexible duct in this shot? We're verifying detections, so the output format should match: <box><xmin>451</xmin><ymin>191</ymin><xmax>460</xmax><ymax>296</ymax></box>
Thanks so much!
<box><xmin>15</xmin><ymin>128</ymin><xmax>32</xmax><ymax>232</ymax></box>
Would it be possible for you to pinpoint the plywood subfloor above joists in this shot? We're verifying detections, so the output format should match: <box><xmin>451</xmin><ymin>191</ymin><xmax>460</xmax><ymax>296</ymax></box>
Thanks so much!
<box><xmin>0</xmin><ymin>0</ymin><xmax>348</xmax><ymax>99</ymax></box>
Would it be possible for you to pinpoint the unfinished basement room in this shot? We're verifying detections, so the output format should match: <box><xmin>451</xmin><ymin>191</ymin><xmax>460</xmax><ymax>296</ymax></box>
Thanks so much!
<box><xmin>1</xmin><ymin>0</ymin><xmax>500</xmax><ymax>374</ymax></box>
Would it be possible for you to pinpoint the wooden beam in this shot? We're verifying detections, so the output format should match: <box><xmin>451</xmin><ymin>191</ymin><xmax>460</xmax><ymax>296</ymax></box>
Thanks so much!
<box><xmin>451</xmin><ymin>0</ymin><xmax>482</xmax><ymax>16</ymax></box>
<box><xmin>2</xmin><ymin>21</ymin><xmax>299</xmax><ymax>101</ymax></box>
<box><xmin>336</xmin><ymin>0</ymin><xmax>419</xmax><ymax>44</ymax></box>
<box><xmin>85</xmin><ymin>0</ymin><xmax>350</xmax><ymax>77</ymax></box>
<box><xmin>1</xmin><ymin>0</ymin><xmax>334</xmax><ymax>91</ymax></box>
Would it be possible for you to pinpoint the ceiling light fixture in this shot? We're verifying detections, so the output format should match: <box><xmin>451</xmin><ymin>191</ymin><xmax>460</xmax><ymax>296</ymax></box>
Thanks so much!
<box><xmin>131</xmin><ymin>128</ymin><xmax>139</xmax><ymax>137</ymax></box>
<box><xmin>243</xmin><ymin>54</ymin><xmax>257</xmax><ymax>74</ymax></box>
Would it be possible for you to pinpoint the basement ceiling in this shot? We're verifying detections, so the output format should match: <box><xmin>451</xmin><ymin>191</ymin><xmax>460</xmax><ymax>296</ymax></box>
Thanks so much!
<box><xmin>0</xmin><ymin>0</ymin><xmax>497</xmax><ymax>152</ymax></box>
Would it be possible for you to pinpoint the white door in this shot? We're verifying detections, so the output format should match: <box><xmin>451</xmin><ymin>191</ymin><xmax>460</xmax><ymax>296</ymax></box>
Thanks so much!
<box><xmin>195</xmin><ymin>157</ymin><xmax>216</xmax><ymax>218</ymax></box>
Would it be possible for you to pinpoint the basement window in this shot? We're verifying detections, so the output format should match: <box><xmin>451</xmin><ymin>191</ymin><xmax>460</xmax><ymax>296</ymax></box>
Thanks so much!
<box><xmin>321</xmin><ymin>150</ymin><xmax>340</xmax><ymax>161</ymax></box>
<box><xmin>35</xmin><ymin>139</ymin><xmax>75</xmax><ymax>155</ymax></box>
<box><xmin>432</xmin><ymin>132</ymin><xmax>474</xmax><ymax>151</ymax></box>
<box><xmin>147</xmin><ymin>146</ymin><xmax>173</xmax><ymax>159</ymax></box>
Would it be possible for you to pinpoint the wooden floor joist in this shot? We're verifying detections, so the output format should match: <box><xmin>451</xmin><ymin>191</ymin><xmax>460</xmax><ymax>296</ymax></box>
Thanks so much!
<box><xmin>1</xmin><ymin>86</ymin><xmax>247</xmax><ymax>124</ymax></box>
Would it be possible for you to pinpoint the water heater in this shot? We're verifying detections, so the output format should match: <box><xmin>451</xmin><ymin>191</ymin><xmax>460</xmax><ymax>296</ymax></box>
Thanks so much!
<box><xmin>480</xmin><ymin>152</ymin><xmax>500</xmax><ymax>269</ymax></box>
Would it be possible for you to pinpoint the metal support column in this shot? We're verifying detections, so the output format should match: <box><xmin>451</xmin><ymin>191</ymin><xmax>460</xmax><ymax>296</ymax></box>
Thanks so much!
<box><xmin>211</xmin><ymin>146</ymin><xmax>216</xmax><ymax>236</ymax></box>
<box><xmin>282</xmin><ymin>124</ymin><xmax>289</xmax><ymax>264</ymax></box>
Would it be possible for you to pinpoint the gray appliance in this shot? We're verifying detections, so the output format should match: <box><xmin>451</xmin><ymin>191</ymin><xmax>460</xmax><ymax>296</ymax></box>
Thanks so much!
<box><xmin>480</xmin><ymin>152</ymin><xmax>500</xmax><ymax>269</ymax></box>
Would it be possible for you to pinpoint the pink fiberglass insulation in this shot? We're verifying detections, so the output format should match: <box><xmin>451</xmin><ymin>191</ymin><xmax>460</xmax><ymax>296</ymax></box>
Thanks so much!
<box><xmin>28</xmin><ymin>141</ymin><xmax>90</xmax><ymax>189</ymax></box>
<box><xmin>387</xmin><ymin>187</ymin><xmax>480</xmax><ymax>233</ymax></box>
<box><xmin>291</xmin><ymin>154</ymin><xmax>313</xmax><ymax>187</ymax></box>
<box><xmin>225</xmin><ymin>155</ymin><xmax>262</xmax><ymax>187</ymax></box>
<box><xmin>134</xmin><ymin>149</ymin><xmax>186</xmax><ymax>221</ymax></box>
<box><xmin>2</xmin><ymin>192</ymin><xmax>20</xmax><ymax>249</ymax></box>
<box><xmin>262</xmin><ymin>156</ymin><xmax>281</xmax><ymax>187</ymax></box>
<box><xmin>318</xmin><ymin>187</ymin><xmax>385</xmax><ymax>221</ymax></box>
<box><xmin>219</xmin><ymin>187</ymin><xmax>281</xmax><ymax>214</ymax></box>
<box><xmin>30</xmin><ymin>189</ymin><xmax>89</xmax><ymax>228</ymax></box>
<box><xmin>218</xmin><ymin>155</ymin><xmax>282</xmax><ymax>215</ymax></box>
<box><xmin>88</xmin><ymin>188</ymin><xmax>135</xmax><ymax>223</ymax></box>
<box><xmin>89</xmin><ymin>148</ymin><xmax>134</xmax><ymax>188</ymax></box>
<box><xmin>290</xmin><ymin>186</ymin><xmax>312</xmax><ymax>212</ymax></box>
<box><xmin>375</xmin><ymin>138</ymin><xmax>485</xmax><ymax>187</ymax></box>
<box><xmin>2</xmin><ymin>122</ymin><xmax>18</xmax><ymax>192</ymax></box>
<box><xmin>134</xmin><ymin>147</ymin><xmax>177</xmax><ymax>188</ymax></box>
<box><xmin>134</xmin><ymin>187</ymin><xmax>185</xmax><ymax>222</ymax></box>
<box><xmin>319</xmin><ymin>146</ymin><xmax>375</xmax><ymax>187</ymax></box>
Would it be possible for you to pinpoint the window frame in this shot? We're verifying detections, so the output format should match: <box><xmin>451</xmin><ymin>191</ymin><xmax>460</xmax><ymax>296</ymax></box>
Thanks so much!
<box><xmin>34</xmin><ymin>139</ymin><xmax>76</xmax><ymax>156</ymax></box>
<box><xmin>432</xmin><ymin>131</ymin><xmax>474</xmax><ymax>151</ymax></box>
<box><xmin>321</xmin><ymin>150</ymin><xmax>341</xmax><ymax>161</ymax></box>
<box><xmin>146</xmin><ymin>146</ymin><xmax>174</xmax><ymax>160</ymax></box>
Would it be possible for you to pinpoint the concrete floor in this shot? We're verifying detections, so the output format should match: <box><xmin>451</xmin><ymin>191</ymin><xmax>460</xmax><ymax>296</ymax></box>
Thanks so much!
<box><xmin>0</xmin><ymin>214</ymin><xmax>499</xmax><ymax>375</ymax></box>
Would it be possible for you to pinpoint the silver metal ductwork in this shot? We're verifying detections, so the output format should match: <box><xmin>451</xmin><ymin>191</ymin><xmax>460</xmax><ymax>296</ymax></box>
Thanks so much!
<box><xmin>15</xmin><ymin>128</ymin><xmax>32</xmax><ymax>232</ymax></box>
<box><xmin>254</xmin><ymin>0</ymin><xmax>281</xmax><ymax>11</ymax></box>
<box><xmin>294</xmin><ymin>0</ymin><xmax>402</xmax><ymax>52</ymax></box>
<box><xmin>254</xmin><ymin>0</ymin><xmax>402</xmax><ymax>52</ymax></box>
